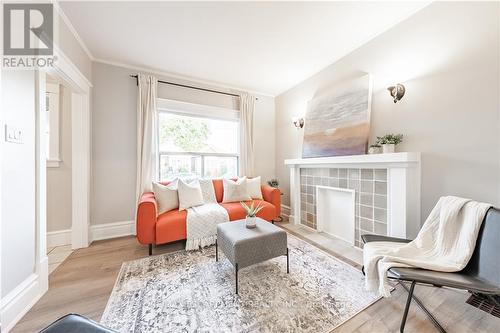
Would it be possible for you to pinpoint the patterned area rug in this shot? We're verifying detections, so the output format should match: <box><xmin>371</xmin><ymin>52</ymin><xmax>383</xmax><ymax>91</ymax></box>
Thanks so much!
<box><xmin>101</xmin><ymin>235</ymin><xmax>379</xmax><ymax>332</ymax></box>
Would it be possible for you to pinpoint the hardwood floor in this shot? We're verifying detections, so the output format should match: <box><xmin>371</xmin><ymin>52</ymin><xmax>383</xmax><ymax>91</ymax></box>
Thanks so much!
<box><xmin>12</xmin><ymin>235</ymin><xmax>500</xmax><ymax>332</ymax></box>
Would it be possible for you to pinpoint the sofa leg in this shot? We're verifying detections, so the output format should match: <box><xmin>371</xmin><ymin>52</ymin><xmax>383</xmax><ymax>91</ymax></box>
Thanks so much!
<box><xmin>148</xmin><ymin>244</ymin><xmax>153</xmax><ymax>256</ymax></box>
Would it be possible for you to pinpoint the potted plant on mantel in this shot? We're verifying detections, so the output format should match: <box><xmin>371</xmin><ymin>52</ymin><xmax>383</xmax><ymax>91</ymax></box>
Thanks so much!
<box><xmin>376</xmin><ymin>134</ymin><xmax>403</xmax><ymax>153</ymax></box>
<box><xmin>241</xmin><ymin>201</ymin><xmax>264</xmax><ymax>228</ymax></box>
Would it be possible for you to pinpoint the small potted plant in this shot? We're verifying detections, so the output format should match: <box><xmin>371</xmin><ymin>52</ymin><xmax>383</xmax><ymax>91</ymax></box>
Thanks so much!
<box><xmin>240</xmin><ymin>201</ymin><xmax>264</xmax><ymax>228</ymax></box>
<box><xmin>368</xmin><ymin>144</ymin><xmax>381</xmax><ymax>154</ymax></box>
<box><xmin>376</xmin><ymin>134</ymin><xmax>403</xmax><ymax>153</ymax></box>
<box><xmin>267</xmin><ymin>179</ymin><xmax>279</xmax><ymax>188</ymax></box>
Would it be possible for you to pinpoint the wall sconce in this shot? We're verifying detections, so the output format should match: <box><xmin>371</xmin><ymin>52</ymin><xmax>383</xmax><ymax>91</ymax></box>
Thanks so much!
<box><xmin>387</xmin><ymin>83</ymin><xmax>405</xmax><ymax>103</ymax></box>
<box><xmin>292</xmin><ymin>117</ymin><xmax>304</xmax><ymax>129</ymax></box>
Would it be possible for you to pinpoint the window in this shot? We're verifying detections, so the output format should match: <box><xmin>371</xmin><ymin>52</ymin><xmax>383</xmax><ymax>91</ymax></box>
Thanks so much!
<box><xmin>157</xmin><ymin>109</ymin><xmax>239</xmax><ymax>181</ymax></box>
<box><xmin>46</xmin><ymin>82</ymin><xmax>61</xmax><ymax>167</ymax></box>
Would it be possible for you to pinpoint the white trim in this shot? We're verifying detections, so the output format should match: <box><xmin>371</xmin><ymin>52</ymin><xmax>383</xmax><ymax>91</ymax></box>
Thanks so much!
<box><xmin>52</xmin><ymin>45</ymin><xmax>93</xmax><ymax>92</ymax></box>
<box><xmin>157</xmin><ymin>98</ymin><xmax>239</xmax><ymax>121</ymax></box>
<box><xmin>53</xmin><ymin>2</ymin><xmax>95</xmax><ymax>61</ymax></box>
<box><xmin>70</xmin><ymin>93</ymin><xmax>90</xmax><ymax>249</ymax></box>
<box><xmin>93</xmin><ymin>58</ymin><xmax>274</xmax><ymax>98</ymax></box>
<box><xmin>285</xmin><ymin>152</ymin><xmax>421</xmax><ymax>168</ymax></box>
<box><xmin>0</xmin><ymin>256</ymin><xmax>48</xmax><ymax>333</ymax></box>
<box><xmin>46</xmin><ymin>158</ymin><xmax>61</xmax><ymax>168</ymax></box>
<box><xmin>46</xmin><ymin>46</ymin><xmax>92</xmax><ymax>250</ymax></box>
<box><xmin>90</xmin><ymin>221</ymin><xmax>136</xmax><ymax>242</ymax></box>
<box><xmin>47</xmin><ymin>229</ymin><xmax>72</xmax><ymax>248</ymax></box>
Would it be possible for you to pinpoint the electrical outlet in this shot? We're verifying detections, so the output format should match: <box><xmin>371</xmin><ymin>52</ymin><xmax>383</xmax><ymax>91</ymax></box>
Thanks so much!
<box><xmin>4</xmin><ymin>124</ymin><xmax>23</xmax><ymax>144</ymax></box>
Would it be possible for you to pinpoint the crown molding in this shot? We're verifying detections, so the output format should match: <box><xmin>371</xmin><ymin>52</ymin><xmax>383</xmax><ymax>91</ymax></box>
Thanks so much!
<box><xmin>53</xmin><ymin>1</ymin><xmax>95</xmax><ymax>61</ymax></box>
<box><xmin>93</xmin><ymin>58</ymin><xmax>276</xmax><ymax>98</ymax></box>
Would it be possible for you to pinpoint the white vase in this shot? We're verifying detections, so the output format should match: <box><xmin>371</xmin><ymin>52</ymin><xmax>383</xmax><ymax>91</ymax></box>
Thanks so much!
<box><xmin>245</xmin><ymin>216</ymin><xmax>257</xmax><ymax>229</ymax></box>
<box><xmin>382</xmin><ymin>144</ymin><xmax>395</xmax><ymax>154</ymax></box>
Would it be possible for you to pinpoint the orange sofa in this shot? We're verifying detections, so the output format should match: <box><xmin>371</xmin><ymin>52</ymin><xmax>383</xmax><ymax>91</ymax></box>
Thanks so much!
<box><xmin>136</xmin><ymin>179</ymin><xmax>281</xmax><ymax>254</ymax></box>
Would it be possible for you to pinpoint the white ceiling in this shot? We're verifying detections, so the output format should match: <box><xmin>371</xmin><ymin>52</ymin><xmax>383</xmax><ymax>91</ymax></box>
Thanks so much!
<box><xmin>60</xmin><ymin>1</ymin><xmax>429</xmax><ymax>96</ymax></box>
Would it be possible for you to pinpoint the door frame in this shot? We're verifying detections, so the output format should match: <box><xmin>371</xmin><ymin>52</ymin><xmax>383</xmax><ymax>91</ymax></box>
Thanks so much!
<box><xmin>43</xmin><ymin>46</ymin><xmax>92</xmax><ymax>251</ymax></box>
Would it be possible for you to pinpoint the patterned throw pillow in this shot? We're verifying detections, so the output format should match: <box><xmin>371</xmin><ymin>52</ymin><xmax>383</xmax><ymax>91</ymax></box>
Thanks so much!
<box><xmin>222</xmin><ymin>177</ymin><xmax>251</xmax><ymax>203</ymax></box>
<box><xmin>178</xmin><ymin>179</ymin><xmax>205</xmax><ymax>210</ymax></box>
<box><xmin>152</xmin><ymin>180</ymin><xmax>179</xmax><ymax>215</ymax></box>
<box><xmin>246</xmin><ymin>176</ymin><xmax>263</xmax><ymax>199</ymax></box>
<box><xmin>199</xmin><ymin>179</ymin><xmax>217</xmax><ymax>203</ymax></box>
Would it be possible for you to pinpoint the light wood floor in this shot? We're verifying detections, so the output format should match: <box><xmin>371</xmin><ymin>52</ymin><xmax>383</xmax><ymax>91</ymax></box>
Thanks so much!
<box><xmin>13</xmin><ymin>233</ymin><xmax>500</xmax><ymax>333</ymax></box>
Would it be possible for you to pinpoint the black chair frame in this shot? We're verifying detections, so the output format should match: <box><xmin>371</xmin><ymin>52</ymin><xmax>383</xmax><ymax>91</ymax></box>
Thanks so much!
<box><xmin>361</xmin><ymin>207</ymin><xmax>500</xmax><ymax>333</ymax></box>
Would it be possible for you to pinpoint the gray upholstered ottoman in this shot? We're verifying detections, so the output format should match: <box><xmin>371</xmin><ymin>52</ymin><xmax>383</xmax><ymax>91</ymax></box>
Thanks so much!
<box><xmin>216</xmin><ymin>218</ymin><xmax>288</xmax><ymax>294</ymax></box>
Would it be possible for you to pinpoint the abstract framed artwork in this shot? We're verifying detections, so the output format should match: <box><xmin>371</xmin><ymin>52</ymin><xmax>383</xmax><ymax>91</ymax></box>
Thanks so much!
<box><xmin>302</xmin><ymin>74</ymin><xmax>372</xmax><ymax>158</ymax></box>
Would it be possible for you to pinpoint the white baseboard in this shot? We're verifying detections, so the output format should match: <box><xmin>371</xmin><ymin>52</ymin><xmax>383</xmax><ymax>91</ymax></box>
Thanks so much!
<box><xmin>90</xmin><ymin>220</ymin><xmax>136</xmax><ymax>242</ymax></box>
<box><xmin>281</xmin><ymin>204</ymin><xmax>291</xmax><ymax>218</ymax></box>
<box><xmin>1</xmin><ymin>258</ymin><xmax>48</xmax><ymax>332</ymax></box>
<box><xmin>47</xmin><ymin>229</ymin><xmax>72</xmax><ymax>248</ymax></box>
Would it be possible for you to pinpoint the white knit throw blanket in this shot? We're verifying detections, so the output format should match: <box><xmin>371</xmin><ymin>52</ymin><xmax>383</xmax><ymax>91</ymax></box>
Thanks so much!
<box><xmin>363</xmin><ymin>196</ymin><xmax>490</xmax><ymax>297</ymax></box>
<box><xmin>185</xmin><ymin>203</ymin><xmax>229</xmax><ymax>251</ymax></box>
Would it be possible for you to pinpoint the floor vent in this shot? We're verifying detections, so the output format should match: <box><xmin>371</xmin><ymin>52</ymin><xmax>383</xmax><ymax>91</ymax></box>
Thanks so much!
<box><xmin>466</xmin><ymin>293</ymin><xmax>500</xmax><ymax>318</ymax></box>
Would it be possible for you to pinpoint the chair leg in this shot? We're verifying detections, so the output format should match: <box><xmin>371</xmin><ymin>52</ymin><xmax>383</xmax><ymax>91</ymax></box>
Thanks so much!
<box><xmin>400</xmin><ymin>281</ymin><xmax>415</xmax><ymax>333</ymax></box>
<box><xmin>399</xmin><ymin>281</ymin><xmax>446</xmax><ymax>333</ymax></box>
<box><xmin>148</xmin><ymin>244</ymin><xmax>152</xmax><ymax>256</ymax></box>
<box><xmin>235</xmin><ymin>263</ymin><xmax>239</xmax><ymax>295</ymax></box>
<box><xmin>286</xmin><ymin>248</ymin><xmax>289</xmax><ymax>273</ymax></box>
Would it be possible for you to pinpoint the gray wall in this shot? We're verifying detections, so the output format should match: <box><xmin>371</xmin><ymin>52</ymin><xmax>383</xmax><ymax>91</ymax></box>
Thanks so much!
<box><xmin>47</xmin><ymin>85</ymin><xmax>73</xmax><ymax>232</ymax></box>
<box><xmin>1</xmin><ymin>70</ymin><xmax>37</xmax><ymax>297</ymax></box>
<box><xmin>91</xmin><ymin>62</ymin><xmax>276</xmax><ymax>225</ymax></box>
<box><xmin>275</xmin><ymin>1</ymin><xmax>500</xmax><ymax>219</ymax></box>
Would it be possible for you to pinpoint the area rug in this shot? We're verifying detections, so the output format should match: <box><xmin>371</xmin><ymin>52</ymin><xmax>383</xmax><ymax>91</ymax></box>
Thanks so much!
<box><xmin>101</xmin><ymin>234</ymin><xmax>379</xmax><ymax>332</ymax></box>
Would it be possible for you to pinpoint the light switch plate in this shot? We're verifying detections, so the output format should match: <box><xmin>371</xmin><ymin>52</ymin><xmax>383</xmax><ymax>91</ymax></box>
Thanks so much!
<box><xmin>5</xmin><ymin>124</ymin><xmax>23</xmax><ymax>144</ymax></box>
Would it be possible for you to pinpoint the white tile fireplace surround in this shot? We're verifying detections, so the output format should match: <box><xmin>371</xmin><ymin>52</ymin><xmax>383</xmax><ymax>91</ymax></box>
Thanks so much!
<box><xmin>285</xmin><ymin>153</ymin><xmax>421</xmax><ymax>247</ymax></box>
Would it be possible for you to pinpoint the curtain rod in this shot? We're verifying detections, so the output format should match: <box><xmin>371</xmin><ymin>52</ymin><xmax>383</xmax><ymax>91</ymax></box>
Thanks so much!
<box><xmin>130</xmin><ymin>74</ymin><xmax>245</xmax><ymax>99</ymax></box>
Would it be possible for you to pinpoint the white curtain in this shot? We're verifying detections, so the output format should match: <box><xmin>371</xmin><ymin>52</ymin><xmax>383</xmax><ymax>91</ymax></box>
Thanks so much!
<box><xmin>239</xmin><ymin>92</ymin><xmax>255</xmax><ymax>177</ymax></box>
<box><xmin>136</xmin><ymin>74</ymin><xmax>158</xmax><ymax>200</ymax></box>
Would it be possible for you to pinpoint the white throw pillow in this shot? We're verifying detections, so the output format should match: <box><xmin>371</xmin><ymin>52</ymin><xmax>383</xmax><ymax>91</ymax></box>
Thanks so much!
<box><xmin>152</xmin><ymin>180</ymin><xmax>179</xmax><ymax>215</ymax></box>
<box><xmin>178</xmin><ymin>179</ymin><xmax>205</xmax><ymax>210</ymax></box>
<box><xmin>246</xmin><ymin>176</ymin><xmax>263</xmax><ymax>199</ymax></box>
<box><xmin>199</xmin><ymin>179</ymin><xmax>217</xmax><ymax>203</ymax></box>
<box><xmin>222</xmin><ymin>177</ymin><xmax>251</xmax><ymax>203</ymax></box>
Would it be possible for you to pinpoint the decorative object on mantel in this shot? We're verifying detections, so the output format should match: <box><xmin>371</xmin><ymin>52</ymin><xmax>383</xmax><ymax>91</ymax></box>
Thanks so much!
<box><xmin>241</xmin><ymin>201</ymin><xmax>263</xmax><ymax>228</ymax></box>
<box><xmin>292</xmin><ymin>117</ymin><xmax>304</xmax><ymax>129</ymax></box>
<box><xmin>376</xmin><ymin>134</ymin><xmax>403</xmax><ymax>153</ymax></box>
<box><xmin>368</xmin><ymin>144</ymin><xmax>382</xmax><ymax>154</ymax></box>
<box><xmin>387</xmin><ymin>83</ymin><xmax>405</xmax><ymax>103</ymax></box>
<box><xmin>302</xmin><ymin>74</ymin><xmax>372</xmax><ymax>158</ymax></box>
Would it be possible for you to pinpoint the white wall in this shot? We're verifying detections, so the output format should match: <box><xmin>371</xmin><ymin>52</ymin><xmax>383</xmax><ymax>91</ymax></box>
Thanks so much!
<box><xmin>91</xmin><ymin>62</ymin><xmax>276</xmax><ymax>226</ymax></box>
<box><xmin>47</xmin><ymin>85</ymin><xmax>72</xmax><ymax>232</ymax></box>
<box><xmin>275</xmin><ymin>1</ymin><xmax>500</xmax><ymax>219</ymax></box>
<box><xmin>1</xmin><ymin>71</ymin><xmax>37</xmax><ymax>297</ymax></box>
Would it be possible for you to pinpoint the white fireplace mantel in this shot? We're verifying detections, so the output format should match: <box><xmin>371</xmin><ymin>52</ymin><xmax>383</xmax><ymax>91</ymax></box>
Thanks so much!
<box><xmin>285</xmin><ymin>152</ymin><xmax>421</xmax><ymax>240</ymax></box>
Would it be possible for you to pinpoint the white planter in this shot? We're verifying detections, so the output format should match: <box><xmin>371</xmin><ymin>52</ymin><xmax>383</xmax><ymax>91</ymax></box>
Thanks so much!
<box><xmin>245</xmin><ymin>216</ymin><xmax>257</xmax><ymax>228</ymax></box>
<box><xmin>382</xmin><ymin>144</ymin><xmax>395</xmax><ymax>154</ymax></box>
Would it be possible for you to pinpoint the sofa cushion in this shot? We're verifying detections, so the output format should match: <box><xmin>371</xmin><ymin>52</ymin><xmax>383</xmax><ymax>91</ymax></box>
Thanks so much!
<box><xmin>156</xmin><ymin>209</ymin><xmax>188</xmax><ymax>244</ymax></box>
<box><xmin>178</xmin><ymin>179</ymin><xmax>204</xmax><ymax>210</ymax></box>
<box><xmin>220</xmin><ymin>200</ymin><xmax>276</xmax><ymax>222</ymax></box>
<box><xmin>222</xmin><ymin>177</ymin><xmax>251</xmax><ymax>203</ymax></box>
<box><xmin>152</xmin><ymin>180</ymin><xmax>179</xmax><ymax>214</ymax></box>
<box><xmin>247</xmin><ymin>176</ymin><xmax>263</xmax><ymax>199</ymax></box>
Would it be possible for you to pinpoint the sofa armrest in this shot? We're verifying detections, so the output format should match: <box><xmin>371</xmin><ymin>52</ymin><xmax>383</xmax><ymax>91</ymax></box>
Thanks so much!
<box><xmin>136</xmin><ymin>192</ymin><xmax>157</xmax><ymax>245</ymax></box>
<box><xmin>261</xmin><ymin>185</ymin><xmax>281</xmax><ymax>218</ymax></box>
